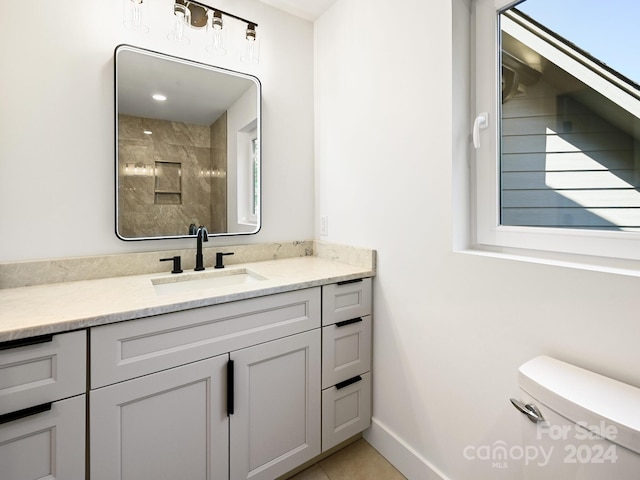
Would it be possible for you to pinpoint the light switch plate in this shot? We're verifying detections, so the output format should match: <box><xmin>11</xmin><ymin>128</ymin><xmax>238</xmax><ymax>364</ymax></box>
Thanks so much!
<box><xmin>320</xmin><ymin>216</ymin><xmax>329</xmax><ymax>236</ymax></box>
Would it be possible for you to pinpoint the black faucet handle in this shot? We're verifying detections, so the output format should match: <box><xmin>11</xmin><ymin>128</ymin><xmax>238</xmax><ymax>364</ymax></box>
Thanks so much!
<box><xmin>214</xmin><ymin>252</ymin><xmax>234</xmax><ymax>269</ymax></box>
<box><xmin>197</xmin><ymin>225</ymin><xmax>209</xmax><ymax>242</ymax></box>
<box><xmin>160</xmin><ymin>256</ymin><xmax>183</xmax><ymax>274</ymax></box>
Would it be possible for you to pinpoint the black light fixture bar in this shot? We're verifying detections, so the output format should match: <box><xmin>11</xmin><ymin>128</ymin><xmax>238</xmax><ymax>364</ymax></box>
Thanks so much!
<box><xmin>185</xmin><ymin>0</ymin><xmax>258</xmax><ymax>27</ymax></box>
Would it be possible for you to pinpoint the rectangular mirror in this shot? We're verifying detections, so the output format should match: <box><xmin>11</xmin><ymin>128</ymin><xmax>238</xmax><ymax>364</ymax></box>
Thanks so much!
<box><xmin>115</xmin><ymin>45</ymin><xmax>261</xmax><ymax>240</ymax></box>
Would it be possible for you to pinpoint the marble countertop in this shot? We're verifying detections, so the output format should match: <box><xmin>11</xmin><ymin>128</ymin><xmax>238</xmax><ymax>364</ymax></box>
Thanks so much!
<box><xmin>0</xmin><ymin>256</ymin><xmax>374</xmax><ymax>342</ymax></box>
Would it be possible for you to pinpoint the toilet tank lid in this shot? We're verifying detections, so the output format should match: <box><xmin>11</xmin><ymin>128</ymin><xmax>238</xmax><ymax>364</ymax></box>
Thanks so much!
<box><xmin>519</xmin><ymin>356</ymin><xmax>640</xmax><ymax>455</ymax></box>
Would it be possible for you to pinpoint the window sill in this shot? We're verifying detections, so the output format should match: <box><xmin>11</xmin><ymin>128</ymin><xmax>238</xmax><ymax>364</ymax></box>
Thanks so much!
<box><xmin>238</xmin><ymin>220</ymin><xmax>258</xmax><ymax>227</ymax></box>
<box><xmin>456</xmin><ymin>245</ymin><xmax>640</xmax><ymax>278</ymax></box>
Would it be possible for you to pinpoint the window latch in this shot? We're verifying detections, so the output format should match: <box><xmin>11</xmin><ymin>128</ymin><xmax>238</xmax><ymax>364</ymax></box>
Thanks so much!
<box><xmin>473</xmin><ymin>112</ymin><xmax>489</xmax><ymax>149</ymax></box>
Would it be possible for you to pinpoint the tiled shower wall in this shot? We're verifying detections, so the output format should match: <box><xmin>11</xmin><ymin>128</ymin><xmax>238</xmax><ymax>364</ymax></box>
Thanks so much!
<box><xmin>210</xmin><ymin>112</ymin><xmax>228</xmax><ymax>233</ymax></box>
<box><xmin>117</xmin><ymin>114</ymin><xmax>226</xmax><ymax>238</ymax></box>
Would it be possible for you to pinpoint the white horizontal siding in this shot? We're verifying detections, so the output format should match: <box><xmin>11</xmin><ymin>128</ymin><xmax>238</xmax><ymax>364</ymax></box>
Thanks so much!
<box><xmin>502</xmin><ymin>170</ymin><xmax>637</xmax><ymax>190</ymax></box>
<box><xmin>503</xmin><ymin>189</ymin><xmax>640</xmax><ymax>208</ymax></box>
<box><xmin>501</xmin><ymin>77</ymin><xmax>640</xmax><ymax>229</ymax></box>
<box><xmin>502</xmin><ymin>207</ymin><xmax>640</xmax><ymax>228</ymax></box>
<box><xmin>502</xmin><ymin>114</ymin><xmax>620</xmax><ymax>136</ymax></box>
<box><xmin>502</xmin><ymin>132</ymin><xmax>632</xmax><ymax>154</ymax></box>
<box><xmin>502</xmin><ymin>151</ymin><xmax>636</xmax><ymax>172</ymax></box>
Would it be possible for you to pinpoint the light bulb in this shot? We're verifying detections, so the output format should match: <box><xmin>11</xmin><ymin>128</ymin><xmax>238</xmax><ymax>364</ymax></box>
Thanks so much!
<box><xmin>241</xmin><ymin>23</ymin><xmax>260</xmax><ymax>64</ymax></box>
<box><xmin>123</xmin><ymin>0</ymin><xmax>149</xmax><ymax>33</ymax></box>
<box><xmin>206</xmin><ymin>11</ymin><xmax>227</xmax><ymax>56</ymax></box>
<box><xmin>168</xmin><ymin>3</ymin><xmax>190</xmax><ymax>44</ymax></box>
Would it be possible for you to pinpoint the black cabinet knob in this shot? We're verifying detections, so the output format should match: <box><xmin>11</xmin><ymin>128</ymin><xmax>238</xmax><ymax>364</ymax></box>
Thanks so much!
<box><xmin>160</xmin><ymin>256</ymin><xmax>183</xmax><ymax>274</ymax></box>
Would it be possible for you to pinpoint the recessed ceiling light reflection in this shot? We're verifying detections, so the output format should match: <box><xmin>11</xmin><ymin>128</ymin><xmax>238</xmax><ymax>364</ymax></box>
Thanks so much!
<box><xmin>143</xmin><ymin>130</ymin><xmax>153</xmax><ymax>135</ymax></box>
<box><xmin>152</xmin><ymin>94</ymin><xmax>167</xmax><ymax>101</ymax></box>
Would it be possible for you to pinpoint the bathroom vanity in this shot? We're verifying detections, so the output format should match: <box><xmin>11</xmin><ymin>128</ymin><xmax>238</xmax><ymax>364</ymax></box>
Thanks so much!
<box><xmin>0</xmin><ymin>247</ymin><xmax>374</xmax><ymax>480</ymax></box>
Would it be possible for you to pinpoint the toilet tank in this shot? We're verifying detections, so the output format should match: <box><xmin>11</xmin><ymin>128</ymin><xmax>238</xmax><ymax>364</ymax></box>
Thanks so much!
<box><xmin>514</xmin><ymin>356</ymin><xmax>640</xmax><ymax>479</ymax></box>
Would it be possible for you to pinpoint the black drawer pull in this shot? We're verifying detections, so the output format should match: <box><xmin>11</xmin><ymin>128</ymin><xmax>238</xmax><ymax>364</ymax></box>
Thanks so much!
<box><xmin>336</xmin><ymin>317</ymin><xmax>363</xmax><ymax>328</ymax></box>
<box><xmin>337</xmin><ymin>278</ymin><xmax>363</xmax><ymax>286</ymax></box>
<box><xmin>0</xmin><ymin>334</ymin><xmax>54</xmax><ymax>351</ymax></box>
<box><xmin>227</xmin><ymin>360</ymin><xmax>234</xmax><ymax>416</ymax></box>
<box><xmin>335</xmin><ymin>375</ymin><xmax>362</xmax><ymax>390</ymax></box>
<box><xmin>0</xmin><ymin>402</ymin><xmax>52</xmax><ymax>425</ymax></box>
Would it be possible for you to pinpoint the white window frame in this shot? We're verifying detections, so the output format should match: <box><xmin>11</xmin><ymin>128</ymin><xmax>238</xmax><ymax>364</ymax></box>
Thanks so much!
<box><xmin>250</xmin><ymin>134</ymin><xmax>259</xmax><ymax>218</ymax></box>
<box><xmin>473</xmin><ymin>0</ymin><xmax>640</xmax><ymax>263</ymax></box>
<box><xmin>236</xmin><ymin>126</ymin><xmax>259</xmax><ymax>227</ymax></box>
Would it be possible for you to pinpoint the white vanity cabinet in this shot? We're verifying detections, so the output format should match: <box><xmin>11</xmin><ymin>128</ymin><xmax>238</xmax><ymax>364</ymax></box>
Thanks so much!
<box><xmin>230</xmin><ymin>329</ymin><xmax>321</xmax><ymax>480</ymax></box>
<box><xmin>0</xmin><ymin>331</ymin><xmax>86</xmax><ymax>479</ymax></box>
<box><xmin>89</xmin><ymin>287</ymin><xmax>322</xmax><ymax>480</ymax></box>
<box><xmin>90</xmin><ymin>354</ymin><xmax>230</xmax><ymax>480</ymax></box>
<box><xmin>321</xmin><ymin>278</ymin><xmax>373</xmax><ymax>451</ymax></box>
<box><xmin>0</xmin><ymin>275</ymin><xmax>372</xmax><ymax>479</ymax></box>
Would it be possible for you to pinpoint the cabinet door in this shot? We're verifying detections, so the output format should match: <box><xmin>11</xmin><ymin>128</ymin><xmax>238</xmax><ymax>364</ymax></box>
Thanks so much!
<box><xmin>0</xmin><ymin>394</ymin><xmax>85</xmax><ymax>480</ymax></box>
<box><xmin>230</xmin><ymin>330</ymin><xmax>321</xmax><ymax>480</ymax></box>
<box><xmin>91</xmin><ymin>354</ymin><xmax>228</xmax><ymax>480</ymax></box>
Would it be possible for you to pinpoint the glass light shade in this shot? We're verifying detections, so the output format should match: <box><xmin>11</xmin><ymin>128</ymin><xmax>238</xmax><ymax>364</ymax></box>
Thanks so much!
<box><xmin>241</xmin><ymin>25</ymin><xmax>260</xmax><ymax>64</ymax></box>
<box><xmin>167</xmin><ymin>3</ymin><xmax>190</xmax><ymax>44</ymax></box>
<box><xmin>123</xmin><ymin>0</ymin><xmax>149</xmax><ymax>33</ymax></box>
<box><xmin>206</xmin><ymin>11</ymin><xmax>227</xmax><ymax>56</ymax></box>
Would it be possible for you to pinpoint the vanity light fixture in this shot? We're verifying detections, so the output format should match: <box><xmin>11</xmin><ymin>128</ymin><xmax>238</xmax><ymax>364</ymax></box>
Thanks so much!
<box><xmin>174</xmin><ymin>0</ymin><xmax>259</xmax><ymax>63</ymax></box>
<box><xmin>123</xmin><ymin>0</ymin><xmax>259</xmax><ymax>64</ymax></box>
<box><xmin>241</xmin><ymin>22</ymin><xmax>260</xmax><ymax>64</ymax></box>
<box><xmin>152</xmin><ymin>94</ymin><xmax>167</xmax><ymax>101</ymax></box>
<box><xmin>122</xmin><ymin>0</ymin><xmax>149</xmax><ymax>33</ymax></box>
<box><xmin>124</xmin><ymin>162</ymin><xmax>154</xmax><ymax>176</ymax></box>
<box><xmin>200</xmin><ymin>168</ymin><xmax>226</xmax><ymax>178</ymax></box>
<box><xmin>168</xmin><ymin>2</ymin><xmax>191</xmax><ymax>44</ymax></box>
<box><xmin>205</xmin><ymin>10</ymin><xmax>227</xmax><ymax>56</ymax></box>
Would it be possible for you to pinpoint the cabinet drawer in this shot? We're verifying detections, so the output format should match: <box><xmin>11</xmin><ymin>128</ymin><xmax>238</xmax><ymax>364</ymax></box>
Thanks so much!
<box><xmin>0</xmin><ymin>394</ymin><xmax>85</xmax><ymax>479</ymax></box>
<box><xmin>321</xmin><ymin>372</ymin><xmax>371</xmax><ymax>452</ymax></box>
<box><xmin>322</xmin><ymin>315</ymin><xmax>371</xmax><ymax>389</ymax></box>
<box><xmin>322</xmin><ymin>278</ymin><xmax>372</xmax><ymax>326</ymax></box>
<box><xmin>91</xmin><ymin>287</ymin><xmax>321</xmax><ymax>388</ymax></box>
<box><xmin>0</xmin><ymin>330</ymin><xmax>86</xmax><ymax>415</ymax></box>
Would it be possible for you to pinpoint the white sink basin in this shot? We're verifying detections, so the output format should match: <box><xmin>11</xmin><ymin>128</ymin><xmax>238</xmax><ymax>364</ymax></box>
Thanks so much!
<box><xmin>151</xmin><ymin>268</ymin><xmax>267</xmax><ymax>295</ymax></box>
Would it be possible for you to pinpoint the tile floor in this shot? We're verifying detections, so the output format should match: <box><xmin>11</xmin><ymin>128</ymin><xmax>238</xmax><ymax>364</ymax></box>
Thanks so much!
<box><xmin>286</xmin><ymin>439</ymin><xmax>406</xmax><ymax>480</ymax></box>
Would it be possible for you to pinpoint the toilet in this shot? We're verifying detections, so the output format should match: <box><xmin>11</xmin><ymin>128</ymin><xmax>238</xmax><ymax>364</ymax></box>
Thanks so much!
<box><xmin>512</xmin><ymin>356</ymin><xmax>640</xmax><ymax>479</ymax></box>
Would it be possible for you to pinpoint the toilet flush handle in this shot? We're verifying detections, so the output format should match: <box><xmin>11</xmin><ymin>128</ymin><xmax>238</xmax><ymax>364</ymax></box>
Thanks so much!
<box><xmin>510</xmin><ymin>398</ymin><xmax>545</xmax><ymax>424</ymax></box>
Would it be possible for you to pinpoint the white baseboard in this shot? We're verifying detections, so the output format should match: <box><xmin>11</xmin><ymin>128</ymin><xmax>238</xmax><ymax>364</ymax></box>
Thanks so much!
<box><xmin>363</xmin><ymin>417</ymin><xmax>451</xmax><ymax>480</ymax></box>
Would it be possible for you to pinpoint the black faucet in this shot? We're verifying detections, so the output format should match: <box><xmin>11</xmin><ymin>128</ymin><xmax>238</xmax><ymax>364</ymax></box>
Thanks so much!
<box><xmin>195</xmin><ymin>226</ymin><xmax>208</xmax><ymax>271</ymax></box>
<box><xmin>215</xmin><ymin>252</ymin><xmax>234</xmax><ymax>269</ymax></box>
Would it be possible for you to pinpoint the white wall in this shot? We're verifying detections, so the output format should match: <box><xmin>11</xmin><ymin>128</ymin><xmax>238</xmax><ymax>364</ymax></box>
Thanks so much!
<box><xmin>0</xmin><ymin>0</ymin><xmax>314</xmax><ymax>262</ymax></box>
<box><xmin>227</xmin><ymin>84</ymin><xmax>259</xmax><ymax>233</ymax></box>
<box><xmin>315</xmin><ymin>0</ymin><xmax>640</xmax><ymax>479</ymax></box>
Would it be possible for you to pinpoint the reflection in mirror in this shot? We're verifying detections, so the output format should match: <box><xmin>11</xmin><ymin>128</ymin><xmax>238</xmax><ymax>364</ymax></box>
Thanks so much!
<box><xmin>115</xmin><ymin>45</ymin><xmax>261</xmax><ymax>240</ymax></box>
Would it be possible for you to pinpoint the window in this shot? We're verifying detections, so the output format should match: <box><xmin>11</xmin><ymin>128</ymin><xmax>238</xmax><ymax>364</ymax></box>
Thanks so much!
<box><xmin>236</xmin><ymin>125</ymin><xmax>259</xmax><ymax>226</ymax></box>
<box><xmin>251</xmin><ymin>135</ymin><xmax>259</xmax><ymax>217</ymax></box>
<box><xmin>473</xmin><ymin>0</ymin><xmax>640</xmax><ymax>262</ymax></box>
